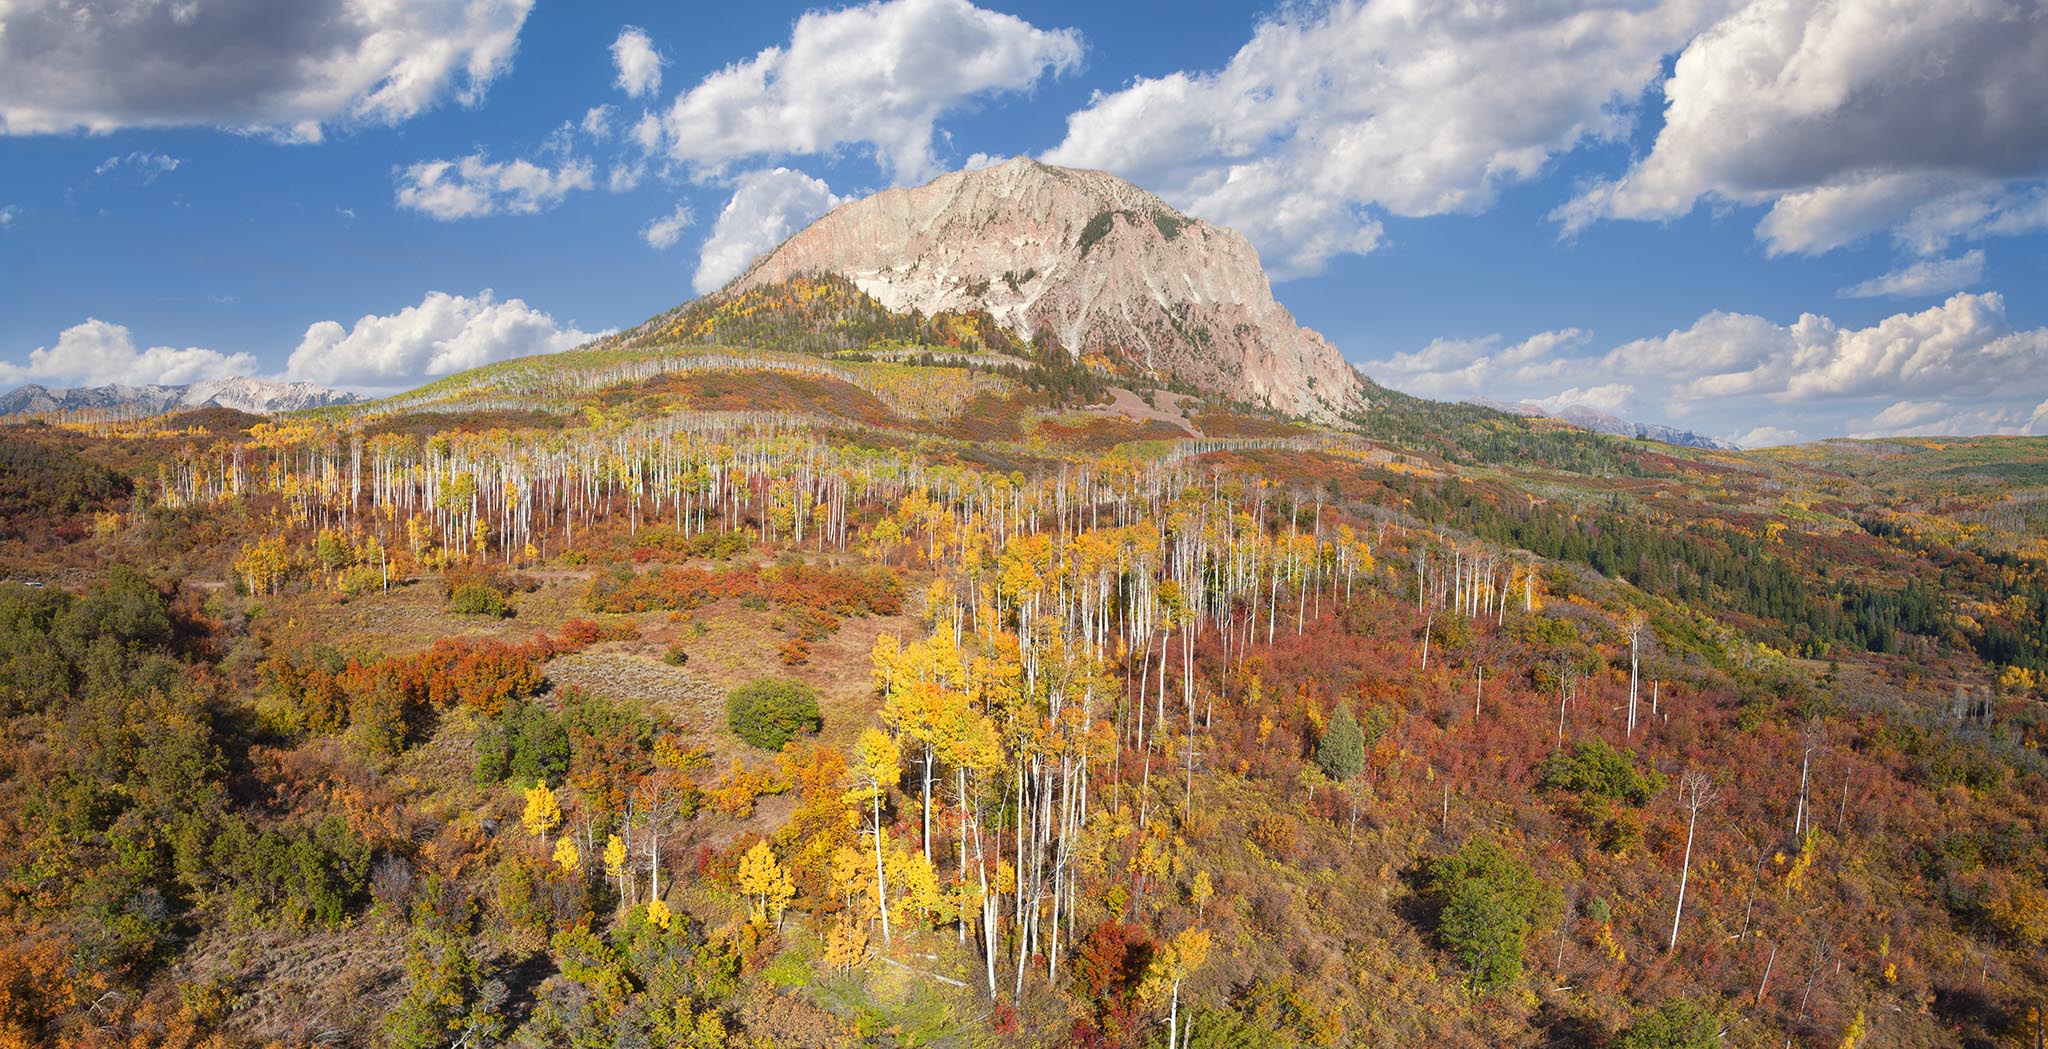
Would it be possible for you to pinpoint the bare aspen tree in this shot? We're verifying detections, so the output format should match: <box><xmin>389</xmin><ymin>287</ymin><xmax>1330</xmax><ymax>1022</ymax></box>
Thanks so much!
<box><xmin>1420</xmin><ymin>606</ymin><xmax>1435</xmax><ymax>671</ymax></box>
<box><xmin>1622</xmin><ymin>610</ymin><xmax>1648</xmax><ymax>739</ymax></box>
<box><xmin>1835</xmin><ymin>756</ymin><xmax>1855</xmax><ymax>832</ymax></box>
<box><xmin>1797</xmin><ymin>929</ymin><xmax>1838</xmax><ymax>1021</ymax></box>
<box><xmin>1755</xmin><ymin>940</ymin><xmax>1777</xmax><ymax>1006</ymax></box>
<box><xmin>1668</xmin><ymin>769</ymin><xmax>1720</xmax><ymax>952</ymax></box>
<box><xmin>1793</xmin><ymin>720</ymin><xmax>1823</xmax><ymax>839</ymax></box>
<box><xmin>1556</xmin><ymin>887</ymin><xmax>1575</xmax><ymax>969</ymax></box>
<box><xmin>1553</xmin><ymin>658</ymin><xmax>1578</xmax><ymax>751</ymax></box>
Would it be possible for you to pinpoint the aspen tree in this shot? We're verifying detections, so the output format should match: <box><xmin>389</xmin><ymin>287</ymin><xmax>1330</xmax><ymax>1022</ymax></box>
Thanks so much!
<box><xmin>603</xmin><ymin>834</ymin><xmax>628</xmax><ymax>912</ymax></box>
<box><xmin>1622</xmin><ymin>609</ymin><xmax>1648</xmax><ymax>739</ymax></box>
<box><xmin>1668</xmin><ymin>769</ymin><xmax>1720</xmax><ymax>952</ymax></box>
<box><xmin>736</xmin><ymin>841</ymin><xmax>796</xmax><ymax>926</ymax></box>
<box><xmin>847</xmin><ymin>727</ymin><xmax>902</xmax><ymax>943</ymax></box>
<box><xmin>1793</xmin><ymin>720</ymin><xmax>1824</xmax><ymax>839</ymax></box>
<box><xmin>1146</xmin><ymin>927</ymin><xmax>1210</xmax><ymax>1049</ymax></box>
<box><xmin>520</xmin><ymin>780</ymin><xmax>561</xmax><ymax>840</ymax></box>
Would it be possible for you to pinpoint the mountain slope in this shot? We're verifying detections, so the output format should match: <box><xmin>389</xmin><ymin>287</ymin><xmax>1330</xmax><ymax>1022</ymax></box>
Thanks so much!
<box><xmin>712</xmin><ymin>157</ymin><xmax>1365</xmax><ymax>418</ymax></box>
<box><xmin>0</xmin><ymin>377</ymin><xmax>356</xmax><ymax>418</ymax></box>
<box><xmin>1470</xmin><ymin>397</ymin><xmax>1737</xmax><ymax>449</ymax></box>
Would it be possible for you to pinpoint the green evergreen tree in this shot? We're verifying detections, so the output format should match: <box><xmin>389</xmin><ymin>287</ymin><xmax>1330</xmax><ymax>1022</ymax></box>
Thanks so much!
<box><xmin>1427</xmin><ymin>839</ymin><xmax>1561</xmax><ymax>994</ymax></box>
<box><xmin>1316</xmin><ymin>703</ymin><xmax>1366</xmax><ymax>782</ymax></box>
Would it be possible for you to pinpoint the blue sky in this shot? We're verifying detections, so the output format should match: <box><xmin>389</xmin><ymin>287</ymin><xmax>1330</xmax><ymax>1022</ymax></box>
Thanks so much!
<box><xmin>2</xmin><ymin>0</ymin><xmax>2045</xmax><ymax>446</ymax></box>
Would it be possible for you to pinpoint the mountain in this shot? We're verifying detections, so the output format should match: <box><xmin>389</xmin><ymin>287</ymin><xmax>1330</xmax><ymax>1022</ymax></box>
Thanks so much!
<box><xmin>715</xmin><ymin>157</ymin><xmax>1366</xmax><ymax>419</ymax></box>
<box><xmin>0</xmin><ymin>376</ymin><xmax>357</xmax><ymax>418</ymax></box>
<box><xmin>1471</xmin><ymin>397</ymin><xmax>1737</xmax><ymax>449</ymax></box>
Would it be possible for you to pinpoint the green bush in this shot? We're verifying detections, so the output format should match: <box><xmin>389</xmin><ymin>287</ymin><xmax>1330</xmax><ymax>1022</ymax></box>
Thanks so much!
<box><xmin>1614</xmin><ymin>999</ymin><xmax>1726</xmax><ymax>1049</ymax></box>
<box><xmin>450</xmin><ymin>583</ymin><xmax>510</xmax><ymax>617</ymax></box>
<box><xmin>726</xmin><ymin>677</ymin><xmax>822</xmax><ymax>750</ymax></box>
<box><xmin>209</xmin><ymin>814</ymin><xmax>371</xmax><ymax>927</ymax></box>
<box><xmin>1427</xmin><ymin>839</ymin><xmax>1560</xmax><ymax>993</ymax></box>
<box><xmin>474</xmin><ymin>699</ymin><xmax>570</xmax><ymax>786</ymax></box>
<box><xmin>338</xmin><ymin>565</ymin><xmax>385</xmax><ymax>596</ymax></box>
<box><xmin>1539</xmin><ymin>739</ymin><xmax>1666</xmax><ymax>804</ymax></box>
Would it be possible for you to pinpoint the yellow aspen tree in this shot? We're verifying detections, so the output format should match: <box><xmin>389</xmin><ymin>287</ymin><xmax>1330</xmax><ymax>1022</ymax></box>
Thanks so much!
<box><xmin>553</xmin><ymin>836</ymin><xmax>580</xmax><ymax>873</ymax></box>
<box><xmin>828</xmin><ymin>846</ymin><xmax>867</xmax><ymax>916</ymax></box>
<box><xmin>521</xmin><ymin>780</ymin><xmax>562</xmax><ymax>839</ymax></box>
<box><xmin>735</xmin><ymin>840</ymin><xmax>796</xmax><ymax>926</ymax></box>
<box><xmin>603</xmin><ymin>834</ymin><xmax>628</xmax><ymax>879</ymax></box>
<box><xmin>845</xmin><ymin>727</ymin><xmax>902</xmax><ymax>944</ymax></box>
<box><xmin>822</xmin><ymin>917</ymin><xmax>870</xmax><ymax>971</ymax></box>
<box><xmin>1145</xmin><ymin>927</ymin><xmax>1211</xmax><ymax>1048</ymax></box>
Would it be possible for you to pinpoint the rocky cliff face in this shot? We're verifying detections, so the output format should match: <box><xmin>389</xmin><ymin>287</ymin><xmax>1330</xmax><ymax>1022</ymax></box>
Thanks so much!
<box><xmin>0</xmin><ymin>377</ymin><xmax>356</xmax><ymax>418</ymax></box>
<box><xmin>726</xmin><ymin>158</ymin><xmax>1365</xmax><ymax>419</ymax></box>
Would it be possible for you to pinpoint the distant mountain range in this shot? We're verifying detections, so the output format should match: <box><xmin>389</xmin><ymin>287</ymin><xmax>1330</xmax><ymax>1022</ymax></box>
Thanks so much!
<box><xmin>0</xmin><ymin>376</ymin><xmax>357</xmax><ymax>418</ymax></box>
<box><xmin>1470</xmin><ymin>397</ymin><xmax>1738</xmax><ymax>450</ymax></box>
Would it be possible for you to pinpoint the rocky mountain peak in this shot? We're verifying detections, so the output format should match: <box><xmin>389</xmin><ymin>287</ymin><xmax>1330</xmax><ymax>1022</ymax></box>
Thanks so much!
<box><xmin>727</xmin><ymin>157</ymin><xmax>1365</xmax><ymax>419</ymax></box>
<box><xmin>0</xmin><ymin>376</ymin><xmax>356</xmax><ymax>418</ymax></box>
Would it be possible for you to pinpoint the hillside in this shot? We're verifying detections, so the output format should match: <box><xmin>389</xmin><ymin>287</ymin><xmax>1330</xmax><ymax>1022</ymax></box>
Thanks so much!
<box><xmin>0</xmin><ymin>345</ymin><xmax>2041</xmax><ymax>1049</ymax></box>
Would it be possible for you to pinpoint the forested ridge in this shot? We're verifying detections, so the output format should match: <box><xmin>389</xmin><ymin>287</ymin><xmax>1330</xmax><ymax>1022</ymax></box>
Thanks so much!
<box><xmin>0</xmin><ymin>340</ymin><xmax>2042</xmax><ymax>1048</ymax></box>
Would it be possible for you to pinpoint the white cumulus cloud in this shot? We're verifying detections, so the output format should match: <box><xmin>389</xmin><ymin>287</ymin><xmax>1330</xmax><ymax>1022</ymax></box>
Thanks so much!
<box><xmin>396</xmin><ymin>154</ymin><xmax>596</xmax><ymax>220</ymax></box>
<box><xmin>629</xmin><ymin>110</ymin><xmax>663</xmax><ymax>155</ymax></box>
<box><xmin>693</xmin><ymin>168</ymin><xmax>846</xmax><ymax>294</ymax></box>
<box><xmin>1838</xmin><ymin>250</ymin><xmax>1986</xmax><ymax>300</ymax></box>
<box><xmin>0</xmin><ymin>318</ymin><xmax>253</xmax><ymax>387</ymax></box>
<box><xmin>1363</xmin><ymin>291</ymin><xmax>2048</xmax><ymax>444</ymax></box>
<box><xmin>612</xmin><ymin>27</ymin><xmax>664</xmax><ymax>99</ymax></box>
<box><xmin>1045</xmin><ymin>0</ymin><xmax>1719</xmax><ymax>277</ymax></box>
<box><xmin>284</xmin><ymin>291</ymin><xmax>600</xmax><ymax>389</ymax></box>
<box><xmin>660</xmin><ymin>0</ymin><xmax>1081</xmax><ymax>182</ymax></box>
<box><xmin>1850</xmin><ymin>398</ymin><xmax>2048</xmax><ymax>440</ymax></box>
<box><xmin>1535</xmin><ymin>384</ymin><xmax>1637</xmax><ymax>417</ymax></box>
<box><xmin>1733</xmin><ymin>424</ymin><xmax>1805</xmax><ymax>448</ymax></box>
<box><xmin>1605</xmin><ymin>292</ymin><xmax>2048</xmax><ymax>406</ymax></box>
<box><xmin>1559</xmin><ymin>0</ymin><xmax>2048</xmax><ymax>255</ymax></box>
<box><xmin>0</xmin><ymin>0</ymin><xmax>533</xmax><ymax>140</ymax></box>
<box><xmin>641</xmin><ymin>203</ymin><xmax>695</xmax><ymax>250</ymax></box>
<box><xmin>1362</xmin><ymin>328</ymin><xmax>1588</xmax><ymax>401</ymax></box>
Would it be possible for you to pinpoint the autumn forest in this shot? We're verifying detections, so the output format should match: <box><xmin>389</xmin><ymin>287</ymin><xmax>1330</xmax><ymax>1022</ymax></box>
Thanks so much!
<box><xmin>0</xmin><ymin>283</ymin><xmax>2045</xmax><ymax>1048</ymax></box>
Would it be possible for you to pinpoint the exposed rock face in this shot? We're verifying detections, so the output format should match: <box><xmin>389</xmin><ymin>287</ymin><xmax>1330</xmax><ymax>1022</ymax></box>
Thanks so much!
<box><xmin>0</xmin><ymin>377</ymin><xmax>356</xmax><ymax>418</ymax></box>
<box><xmin>727</xmin><ymin>157</ymin><xmax>1365</xmax><ymax>418</ymax></box>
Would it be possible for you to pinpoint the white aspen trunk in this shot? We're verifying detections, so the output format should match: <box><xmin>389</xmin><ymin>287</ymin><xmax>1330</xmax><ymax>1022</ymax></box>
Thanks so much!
<box><xmin>1793</xmin><ymin>747</ymin><xmax>1812</xmax><ymax>838</ymax></box>
<box><xmin>1669</xmin><ymin>802</ymin><xmax>1699</xmax><ymax>951</ymax></box>
<box><xmin>1627</xmin><ymin>631</ymin><xmax>1639</xmax><ymax>738</ymax></box>
<box><xmin>874</xmin><ymin>791</ymin><xmax>892</xmax><ymax>943</ymax></box>
<box><xmin>1167</xmin><ymin>981</ymin><xmax>1180</xmax><ymax>1048</ymax></box>
<box><xmin>922</xmin><ymin>743</ymin><xmax>934</xmax><ymax>864</ymax></box>
<box><xmin>1421</xmin><ymin>609</ymin><xmax>1433</xmax><ymax>671</ymax></box>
